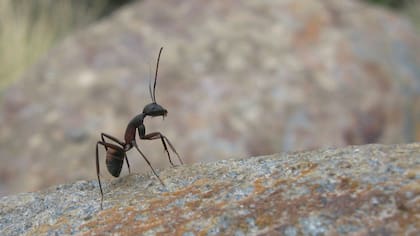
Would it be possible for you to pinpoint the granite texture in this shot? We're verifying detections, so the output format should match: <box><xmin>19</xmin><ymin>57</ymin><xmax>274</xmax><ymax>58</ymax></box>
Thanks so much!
<box><xmin>1</xmin><ymin>143</ymin><xmax>419</xmax><ymax>235</ymax></box>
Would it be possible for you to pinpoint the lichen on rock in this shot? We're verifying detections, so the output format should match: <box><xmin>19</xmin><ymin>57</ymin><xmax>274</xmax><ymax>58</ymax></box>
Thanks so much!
<box><xmin>1</xmin><ymin>143</ymin><xmax>419</xmax><ymax>235</ymax></box>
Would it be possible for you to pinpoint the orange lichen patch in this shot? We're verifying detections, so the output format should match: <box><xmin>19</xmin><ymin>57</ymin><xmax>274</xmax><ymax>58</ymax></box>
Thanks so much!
<box><xmin>387</xmin><ymin>209</ymin><xmax>420</xmax><ymax>233</ymax></box>
<box><xmin>127</xmin><ymin>215</ymin><xmax>164</xmax><ymax>233</ymax></box>
<box><xmin>294</xmin><ymin>15</ymin><xmax>325</xmax><ymax>46</ymax></box>
<box><xmin>185</xmin><ymin>199</ymin><xmax>201</xmax><ymax>209</ymax></box>
<box><xmin>255</xmin><ymin>214</ymin><xmax>276</xmax><ymax>229</ymax></box>
<box><xmin>71</xmin><ymin>145</ymin><xmax>420</xmax><ymax>235</ymax></box>
<box><xmin>200</xmin><ymin>189</ymin><xmax>216</xmax><ymax>199</ymax></box>
<box><xmin>33</xmin><ymin>176</ymin><xmax>418</xmax><ymax>235</ymax></box>
<box><xmin>80</xmin><ymin>206</ymin><xmax>137</xmax><ymax>234</ymax></box>
<box><xmin>253</xmin><ymin>178</ymin><xmax>268</xmax><ymax>195</ymax></box>
<box><xmin>395</xmin><ymin>182</ymin><xmax>420</xmax><ymax>213</ymax></box>
<box><xmin>161</xmin><ymin>178</ymin><xmax>214</xmax><ymax>197</ymax></box>
<box><xmin>81</xmin><ymin>203</ymin><xmax>172</xmax><ymax>234</ymax></box>
<box><xmin>79</xmin><ymin>181</ymin><xmax>235</xmax><ymax>235</ymax></box>
<box><xmin>324</xmin><ymin>193</ymin><xmax>365</xmax><ymax>215</ymax></box>
<box><xmin>271</xmin><ymin>179</ymin><xmax>291</xmax><ymax>194</ymax></box>
<box><xmin>286</xmin><ymin>161</ymin><xmax>318</xmax><ymax>174</ymax></box>
<box><xmin>335</xmin><ymin>40</ymin><xmax>354</xmax><ymax>65</ymax></box>
<box><xmin>337</xmin><ymin>177</ymin><xmax>359</xmax><ymax>191</ymax></box>
<box><xmin>235</xmin><ymin>184</ymin><xmax>417</xmax><ymax>234</ymax></box>
<box><xmin>298</xmin><ymin>162</ymin><xmax>318</xmax><ymax>177</ymax></box>
<box><xmin>363</xmin><ymin>188</ymin><xmax>420</xmax><ymax>233</ymax></box>
<box><xmin>29</xmin><ymin>216</ymin><xmax>72</xmax><ymax>235</ymax></box>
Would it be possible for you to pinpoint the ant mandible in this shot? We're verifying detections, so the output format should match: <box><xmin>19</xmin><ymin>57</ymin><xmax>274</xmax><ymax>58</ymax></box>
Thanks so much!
<box><xmin>95</xmin><ymin>47</ymin><xmax>183</xmax><ymax>209</ymax></box>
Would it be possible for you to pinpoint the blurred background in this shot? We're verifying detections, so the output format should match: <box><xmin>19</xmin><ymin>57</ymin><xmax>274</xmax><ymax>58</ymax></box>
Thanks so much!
<box><xmin>0</xmin><ymin>0</ymin><xmax>419</xmax><ymax>196</ymax></box>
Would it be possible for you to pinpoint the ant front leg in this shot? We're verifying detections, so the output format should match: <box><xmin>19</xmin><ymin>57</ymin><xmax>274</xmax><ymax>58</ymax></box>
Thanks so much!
<box><xmin>139</xmin><ymin>129</ymin><xmax>184</xmax><ymax>166</ymax></box>
<box><xmin>101</xmin><ymin>133</ymin><xmax>131</xmax><ymax>174</ymax></box>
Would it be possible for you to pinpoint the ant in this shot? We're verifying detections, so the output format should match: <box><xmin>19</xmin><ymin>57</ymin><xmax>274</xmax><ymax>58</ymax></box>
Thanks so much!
<box><xmin>95</xmin><ymin>47</ymin><xmax>183</xmax><ymax>209</ymax></box>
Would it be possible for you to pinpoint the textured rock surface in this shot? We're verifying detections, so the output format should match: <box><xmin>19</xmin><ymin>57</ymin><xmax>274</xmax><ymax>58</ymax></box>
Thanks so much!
<box><xmin>1</xmin><ymin>0</ymin><xmax>420</xmax><ymax>195</ymax></box>
<box><xmin>1</xmin><ymin>143</ymin><xmax>419</xmax><ymax>235</ymax></box>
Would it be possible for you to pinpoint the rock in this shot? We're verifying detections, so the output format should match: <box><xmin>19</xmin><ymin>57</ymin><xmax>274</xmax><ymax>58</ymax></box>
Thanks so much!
<box><xmin>0</xmin><ymin>143</ymin><xmax>419</xmax><ymax>235</ymax></box>
<box><xmin>1</xmin><ymin>0</ymin><xmax>420</xmax><ymax>195</ymax></box>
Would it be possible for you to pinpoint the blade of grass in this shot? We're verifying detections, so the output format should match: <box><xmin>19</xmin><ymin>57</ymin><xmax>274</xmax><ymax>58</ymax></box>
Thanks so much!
<box><xmin>0</xmin><ymin>0</ymin><xmax>106</xmax><ymax>90</ymax></box>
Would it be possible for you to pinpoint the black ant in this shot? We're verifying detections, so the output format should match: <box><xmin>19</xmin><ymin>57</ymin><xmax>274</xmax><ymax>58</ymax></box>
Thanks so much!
<box><xmin>95</xmin><ymin>47</ymin><xmax>183</xmax><ymax>209</ymax></box>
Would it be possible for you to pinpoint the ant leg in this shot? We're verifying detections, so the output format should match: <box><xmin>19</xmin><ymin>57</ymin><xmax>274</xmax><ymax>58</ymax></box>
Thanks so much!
<box><xmin>96</xmin><ymin>141</ymin><xmax>126</xmax><ymax>209</ymax></box>
<box><xmin>132</xmin><ymin>142</ymin><xmax>165</xmax><ymax>186</ymax></box>
<box><xmin>101</xmin><ymin>133</ymin><xmax>131</xmax><ymax>174</ymax></box>
<box><xmin>101</xmin><ymin>133</ymin><xmax>125</xmax><ymax>151</ymax></box>
<box><xmin>125</xmin><ymin>154</ymin><xmax>131</xmax><ymax>174</ymax></box>
<box><xmin>162</xmin><ymin>135</ymin><xmax>183</xmax><ymax>165</ymax></box>
<box><xmin>142</xmin><ymin>132</ymin><xmax>174</xmax><ymax>166</ymax></box>
<box><xmin>160</xmin><ymin>136</ymin><xmax>174</xmax><ymax>167</ymax></box>
<box><xmin>141</xmin><ymin>132</ymin><xmax>184</xmax><ymax>166</ymax></box>
<box><xmin>96</xmin><ymin>141</ymin><xmax>105</xmax><ymax>210</ymax></box>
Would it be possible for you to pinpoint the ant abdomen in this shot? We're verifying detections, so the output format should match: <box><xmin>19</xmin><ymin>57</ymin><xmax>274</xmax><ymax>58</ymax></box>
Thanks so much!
<box><xmin>106</xmin><ymin>149</ymin><xmax>124</xmax><ymax>177</ymax></box>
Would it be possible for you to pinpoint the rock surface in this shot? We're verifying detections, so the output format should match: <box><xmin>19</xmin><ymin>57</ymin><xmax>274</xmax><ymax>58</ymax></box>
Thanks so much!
<box><xmin>1</xmin><ymin>0</ymin><xmax>420</xmax><ymax>195</ymax></box>
<box><xmin>1</xmin><ymin>143</ymin><xmax>419</xmax><ymax>235</ymax></box>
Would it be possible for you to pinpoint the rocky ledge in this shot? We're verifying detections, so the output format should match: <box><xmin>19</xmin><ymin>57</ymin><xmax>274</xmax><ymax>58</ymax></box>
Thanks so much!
<box><xmin>1</xmin><ymin>143</ymin><xmax>419</xmax><ymax>235</ymax></box>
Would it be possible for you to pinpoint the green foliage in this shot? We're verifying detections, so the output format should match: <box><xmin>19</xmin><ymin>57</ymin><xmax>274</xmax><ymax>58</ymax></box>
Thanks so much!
<box><xmin>0</xmin><ymin>0</ymin><xmax>108</xmax><ymax>90</ymax></box>
<box><xmin>366</xmin><ymin>0</ymin><xmax>420</xmax><ymax>33</ymax></box>
<box><xmin>365</xmin><ymin>0</ymin><xmax>415</xmax><ymax>9</ymax></box>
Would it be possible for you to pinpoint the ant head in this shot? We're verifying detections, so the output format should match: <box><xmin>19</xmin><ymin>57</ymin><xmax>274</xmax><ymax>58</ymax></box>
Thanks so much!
<box><xmin>143</xmin><ymin>47</ymin><xmax>167</xmax><ymax>118</ymax></box>
<box><xmin>143</xmin><ymin>102</ymin><xmax>167</xmax><ymax>117</ymax></box>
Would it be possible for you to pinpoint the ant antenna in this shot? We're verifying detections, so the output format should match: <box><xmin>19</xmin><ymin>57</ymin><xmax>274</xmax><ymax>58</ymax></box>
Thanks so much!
<box><xmin>151</xmin><ymin>47</ymin><xmax>163</xmax><ymax>103</ymax></box>
<box><xmin>148</xmin><ymin>62</ymin><xmax>153</xmax><ymax>102</ymax></box>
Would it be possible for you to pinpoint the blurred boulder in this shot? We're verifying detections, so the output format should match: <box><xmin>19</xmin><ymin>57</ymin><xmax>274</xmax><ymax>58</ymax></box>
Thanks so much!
<box><xmin>0</xmin><ymin>0</ymin><xmax>419</xmax><ymax>195</ymax></box>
